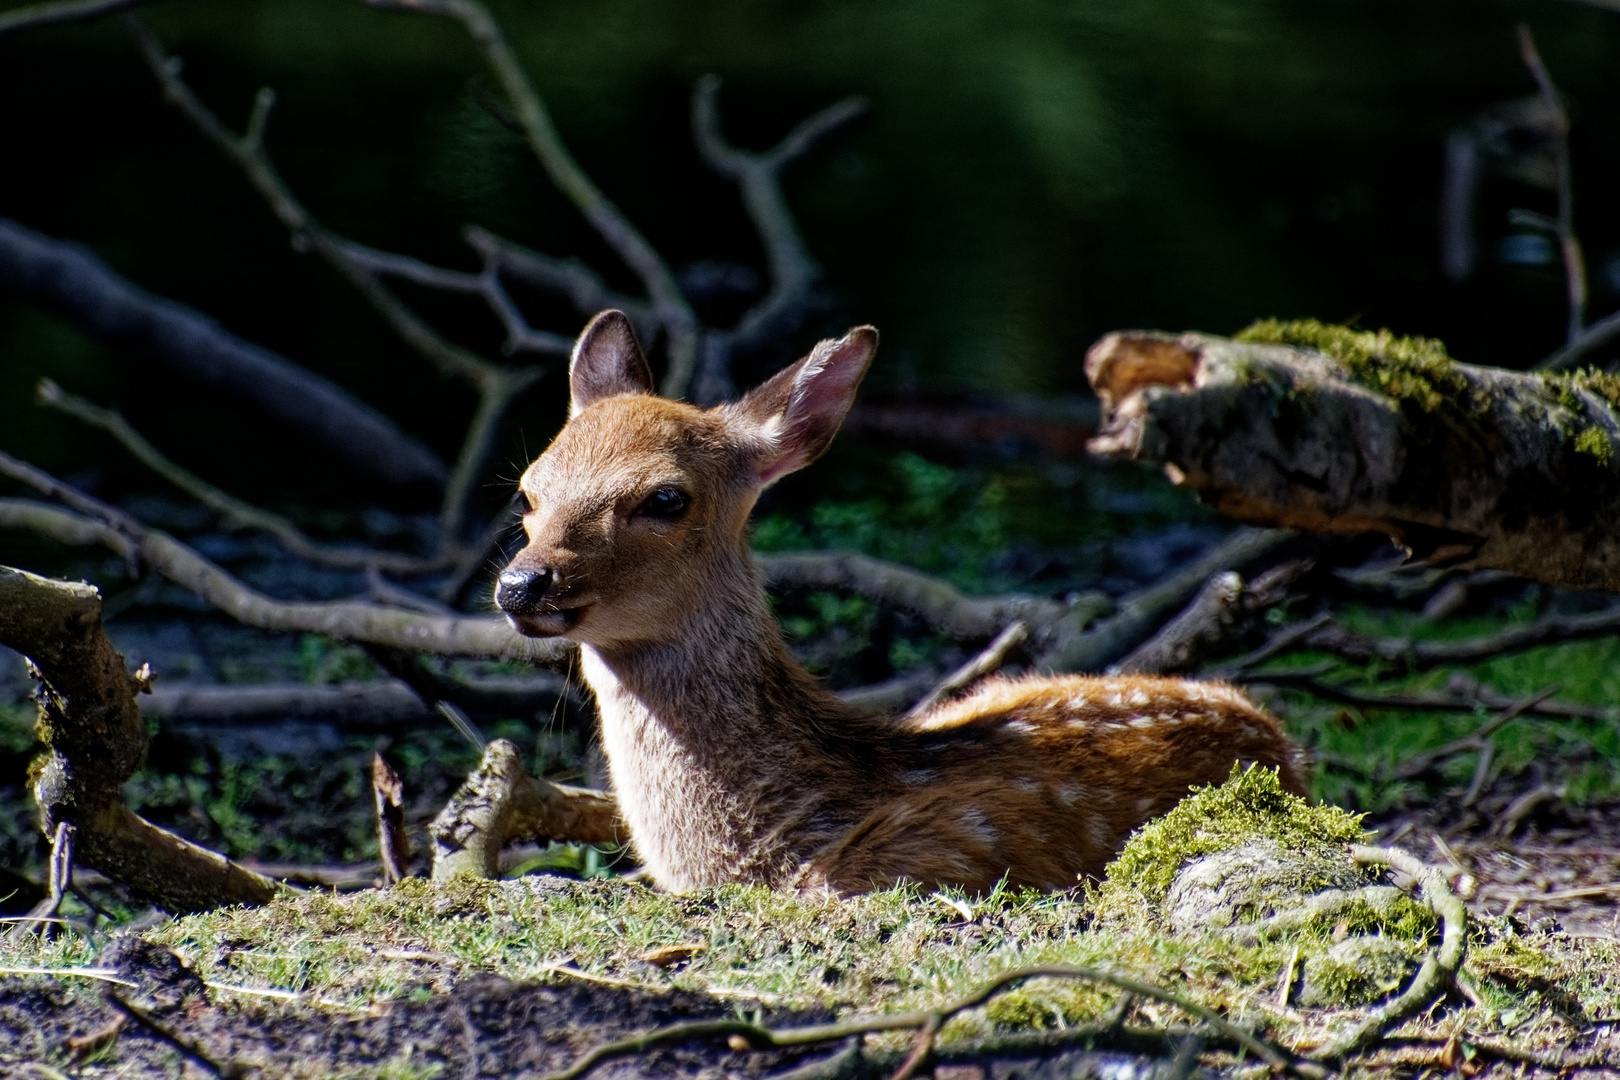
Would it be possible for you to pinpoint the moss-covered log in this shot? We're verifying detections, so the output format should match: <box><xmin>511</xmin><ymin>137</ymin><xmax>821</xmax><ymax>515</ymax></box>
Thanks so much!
<box><xmin>1087</xmin><ymin>322</ymin><xmax>1620</xmax><ymax>592</ymax></box>
<box><xmin>0</xmin><ymin>564</ymin><xmax>281</xmax><ymax>912</ymax></box>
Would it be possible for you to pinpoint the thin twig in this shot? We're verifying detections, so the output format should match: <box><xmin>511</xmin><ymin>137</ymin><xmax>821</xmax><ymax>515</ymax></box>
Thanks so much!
<box><xmin>690</xmin><ymin>75</ymin><xmax>865</xmax><ymax>401</ymax></box>
<box><xmin>372</xmin><ymin>753</ymin><xmax>411</xmax><ymax>885</ymax></box>
<box><xmin>37</xmin><ymin>379</ymin><xmax>457</xmax><ymax>574</ymax></box>
<box><xmin>1275</xmin><ymin>604</ymin><xmax>1620</xmax><ymax>678</ymax></box>
<box><xmin>0</xmin><ymin>483</ymin><xmax>569</xmax><ymax>665</ymax></box>
<box><xmin>0</xmin><ymin>0</ymin><xmax>151</xmax><ymax>34</ymax></box>
<box><xmin>1538</xmin><ymin>305</ymin><xmax>1620</xmax><ymax>371</ymax></box>
<box><xmin>1392</xmin><ymin>685</ymin><xmax>1559</xmax><ymax>780</ymax></box>
<box><xmin>8</xmin><ymin>822</ymin><xmax>74</xmax><ymax>945</ymax></box>
<box><xmin>126</xmin><ymin>16</ymin><xmax>549</xmax><ymax>542</ymax></box>
<box><xmin>1518</xmin><ymin>24</ymin><xmax>1586</xmax><ymax>344</ymax></box>
<box><xmin>358</xmin><ymin>0</ymin><xmax>701</xmax><ymax>396</ymax></box>
<box><xmin>906</xmin><ymin>621</ymin><xmax>1028</xmax><ymax>718</ymax></box>
<box><xmin>538</xmin><ymin>963</ymin><xmax>1307</xmax><ymax>1080</ymax></box>
<box><xmin>1244</xmin><ymin>668</ymin><xmax>1601</xmax><ymax>723</ymax></box>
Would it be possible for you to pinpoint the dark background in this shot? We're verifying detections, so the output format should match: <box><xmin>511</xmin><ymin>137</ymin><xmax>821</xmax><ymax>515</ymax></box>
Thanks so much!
<box><xmin>0</xmin><ymin>0</ymin><xmax>1617</xmax><ymax>510</ymax></box>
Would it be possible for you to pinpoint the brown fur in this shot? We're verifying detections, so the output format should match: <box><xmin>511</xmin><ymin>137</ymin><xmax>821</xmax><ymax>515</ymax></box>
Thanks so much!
<box><xmin>499</xmin><ymin>312</ymin><xmax>1308</xmax><ymax>895</ymax></box>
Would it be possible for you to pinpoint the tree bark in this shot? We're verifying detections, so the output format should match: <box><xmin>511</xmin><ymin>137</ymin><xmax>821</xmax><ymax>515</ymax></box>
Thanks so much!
<box><xmin>1087</xmin><ymin>330</ymin><xmax>1620</xmax><ymax>592</ymax></box>
<box><xmin>0</xmin><ymin>565</ymin><xmax>281</xmax><ymax>912</ymax></box>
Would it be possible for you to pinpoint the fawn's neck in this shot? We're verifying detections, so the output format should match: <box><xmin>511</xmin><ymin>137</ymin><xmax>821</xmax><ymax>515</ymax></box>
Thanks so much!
<box><xmin>579</xmin><ymin>549</ymin><xmax>883</xmax><ymax>889</ymax></box>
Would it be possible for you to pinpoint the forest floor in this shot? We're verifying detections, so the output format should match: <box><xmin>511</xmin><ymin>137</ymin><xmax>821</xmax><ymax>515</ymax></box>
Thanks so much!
<box><xmin>4</xmin><ymin>459</ymin><xmax>1620</xmax><ymax>1077</ymax></box>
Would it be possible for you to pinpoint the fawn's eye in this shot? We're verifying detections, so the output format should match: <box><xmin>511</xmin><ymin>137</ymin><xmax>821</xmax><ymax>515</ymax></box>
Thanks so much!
<box><xmin>638</xmin><ymin>487</ymin><xmax>690</xmax><ymax>520</ymax></box>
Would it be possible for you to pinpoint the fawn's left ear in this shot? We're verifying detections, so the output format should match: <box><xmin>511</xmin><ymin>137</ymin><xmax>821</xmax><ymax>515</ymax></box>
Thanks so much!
<box><xmin>729</xmin><ymin>326</ymin><xmax>878</xmax><ymax>486</ymax></box>
<box><xmin>570</xmin><ymin>310</ymin><xmax>654</xmax><ymax>417</ymax></box>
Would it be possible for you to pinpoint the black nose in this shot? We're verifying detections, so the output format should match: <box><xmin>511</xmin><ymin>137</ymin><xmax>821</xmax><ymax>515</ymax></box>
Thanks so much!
<box><xmin>495</xmin><ymin>567</ymin><xmax>554</xmax><ymax>615</ymax></box>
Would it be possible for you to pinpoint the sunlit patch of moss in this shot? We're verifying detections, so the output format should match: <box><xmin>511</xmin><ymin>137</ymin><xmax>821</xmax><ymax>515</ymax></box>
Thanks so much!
<box><xmin>1540</xmin><ymin>366</ymin><xmax>1620</xmax><ymax>413</ymax></box>
<box><xmin>1299</xmin><ymin>935</ymin><xmax>1420</xmax><ymax>1006</ymax></box>
<box><xmin>1092</xmin><ymin>764</ymin><xmax>1367</xmax><ymax>916</ymax></box>
<box><xmin>983</xmin><ymin>977</ymin><xmax>1111</xmax><ymax>1029</ymax></box>
<box><xmin>1573</xmin><ymin>425</ymin><xmax>1614</xmax><ymax>465</ymax></box>
<box><xmin>1235</xmin><ymin>318</ymin><xmax>1466</xmax><ymax>412</ymax></box>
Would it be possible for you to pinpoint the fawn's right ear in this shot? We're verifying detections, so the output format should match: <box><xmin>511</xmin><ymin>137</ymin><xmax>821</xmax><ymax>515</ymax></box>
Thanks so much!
<box><xmin>729</xmin><ymin>326</ymin><xmax>878</xmax><ymax>486</ymax></box>
<box><xmin>569</xmin><ymin>310</ymin><xmax>654</xmax><ymax>417</ymax></box>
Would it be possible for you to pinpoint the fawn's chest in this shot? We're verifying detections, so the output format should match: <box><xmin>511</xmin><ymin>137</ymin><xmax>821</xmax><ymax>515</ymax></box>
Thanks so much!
<box><xmin>581</xmin><ymin>648</ymin><xmax>841</xmax><ymax>889</ymax></box>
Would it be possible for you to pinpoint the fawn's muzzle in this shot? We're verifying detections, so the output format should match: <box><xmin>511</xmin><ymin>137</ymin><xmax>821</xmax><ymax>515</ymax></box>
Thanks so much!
<box><xmin>495</xmin><ymin>567</ymin><xmax>554</xmax><ymax>616</ymax></box>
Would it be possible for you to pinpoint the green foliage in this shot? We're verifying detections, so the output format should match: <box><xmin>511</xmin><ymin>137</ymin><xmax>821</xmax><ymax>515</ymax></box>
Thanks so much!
<box><xmin>0</xmin><ymin>699</ymin><xmax>37</xmax><ymax>756</ymax></box>
<box><xmin>1235</xmin><ymin>318</ymin><xmax>1465</xmax><ymax>412</ymax></box>
<box><xmin>1540</xmin><ymin>366</ymin><xmax>1620</xmax><ymax>413</ymax></box>
<box><xmin>1095</xmin><ymin>763</ymin><xmax>1367</xmax><ymax>905</ymax></box>
<box><xmin>296</xmin><ymin>635</ymin><xmax>377</xmax><ymax>685</ymax></box>
<box><xmin>1574</xmin><ymin>425</ymin><xmax>1614</xmax><ymax>465</ymax></box>
<box><xmin>753</xmin><ymin>452</ymin><xmax>1008</xmax><ymax>590</ymax></box>
<box><xmin>1271</xmin><ymin>601</ymin><xmax>1620</xmax><ymax>811</ymax></box>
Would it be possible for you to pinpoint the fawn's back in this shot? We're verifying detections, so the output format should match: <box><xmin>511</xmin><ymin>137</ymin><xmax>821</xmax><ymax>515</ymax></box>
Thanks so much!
<box><xmin>496</xmin><ymin>312</ymin><xmax>1307</xmax><ymax>894</ymax></box>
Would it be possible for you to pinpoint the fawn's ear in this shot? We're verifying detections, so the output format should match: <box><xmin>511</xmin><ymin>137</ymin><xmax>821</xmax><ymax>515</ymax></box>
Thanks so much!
<box><xmin>569</xmin><ymin>310</ymin><xmax>654</xmax><ymax>417</ymax></box>
<box><xmin>729</xmin><ymin>326</ymin><xmax>878</xmax><ymax>486</ymax></box>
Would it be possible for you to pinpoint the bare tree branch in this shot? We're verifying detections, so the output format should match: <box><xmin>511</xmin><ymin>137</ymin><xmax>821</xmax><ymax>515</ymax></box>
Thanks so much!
<box><xmin>1113</xmin><ymin>559</ymin><xmax>1310</xmax><ymax>676</ymax></box>
<box><xmin>125</xmin><ymin>17</ymin><xmax>547</xmax><ymax>542</ymax></box>
<box><xmin>35</xmin><ymin>379</ymin><xmax>458</xmax><ymax>574</ymax></box>
<box><xmin>1241</xmin><ymin>668</ymin><xmax>1611</xmax><ymax>722</ymax></box>
<box><xmin>1290</xmin><ymin>602</ymin><xmax>1620</xmax><ymax>675</ymax></box>
<box><xmin>430</xmin><ymin>738</ymin><xmax>625</xmax><ymax>880</ymax></box>
<box><xmin>906</xmin><ymin>620</ymin><xmax>1028</xmax><ymax>718</ymax></box>
<box><xmin>1087</xmin><ymin>329</ymin><xmax>1620</xmax><ymax>592</ymax></box>
<box><xmin>689</xmin><ymin>76</ymin><xmax>865</xmax><ymax>402</ymax></box>
<box><xmin>757</xmin><ymin>549</ymin><xmax>1071</xmax><ymax>639</ymax></box>
<box><xmin>1517</xmin><ymin>24</ymin><xmax>1586</xmax><ymax>345</ymax></box>
<box><xmin>0</xmin><ymin>0</ymin><xmax>151</xmax><ymax>35</ymax></box>
<box><xmin>0</xmin><ymin>485</ymin><xmax>570</xmax><ymax>665</ymax></box>
<box><xmin>355</xmin><ymin>0</ymin><xmax>702</xmax><ymax>397</ymax></box>
<box><xmin>1537</xmin><ymin>304</ymin><xmax>1620</xmax><ymax>371</ymax></box>
<box><xmin>1034</xmin><ymin>527</ymin><xmax>1293</xmax><ymax>673</ymax></box>
<box><xmin>463</xmin><ymin>226</ymin><xmax>651</xmax><ymax>330</ymax></box>
<box><xmin>0</xmin><ymin>217</ymin><xmax>446</xmax><ymax>490</ymax></box>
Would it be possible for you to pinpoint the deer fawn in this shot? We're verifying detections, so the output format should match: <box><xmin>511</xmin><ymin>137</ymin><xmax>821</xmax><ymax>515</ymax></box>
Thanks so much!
<box><xmin>496</xmin><ymin>311</ymin><xmax>1307</xmax><ymax>895</ymax></box>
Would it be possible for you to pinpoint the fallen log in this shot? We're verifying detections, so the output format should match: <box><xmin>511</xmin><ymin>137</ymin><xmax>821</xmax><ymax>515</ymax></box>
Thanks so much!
<box><xmin>1086</xmin><ymin>320</ymin><xmax>1620</xmax><ymax>593</ymax></box>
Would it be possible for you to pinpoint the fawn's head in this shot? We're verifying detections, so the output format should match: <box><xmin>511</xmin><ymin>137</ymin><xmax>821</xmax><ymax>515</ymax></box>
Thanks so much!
<box><xmin>496</xmin><ymin>310</ymin><xmax>878</xmax><ymax>647</ymax></box>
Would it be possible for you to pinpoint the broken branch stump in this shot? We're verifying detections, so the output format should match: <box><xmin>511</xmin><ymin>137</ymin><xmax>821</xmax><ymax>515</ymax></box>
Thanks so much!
<box><xmin>1087</xmin><ymin>326</ymin><xmax>1620</xmax><ymax>592</ymax></box>
<box><xmin>431</xmin><ymin>739</ymin><xmax>626</xmax><ymax>880</ymax></box>
<box><xmin>0</xmin><ymin>565</ymin><xmax>281</xmax><ymax>912</ymax></box>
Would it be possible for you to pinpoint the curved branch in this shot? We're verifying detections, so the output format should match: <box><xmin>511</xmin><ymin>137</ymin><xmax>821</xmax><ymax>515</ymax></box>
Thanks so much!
<box><xmin>1317</xmin><ymin>845</ymin><xmax>1467</xmax><ymax>1061</ymax></box>
<box><xmin>1291</xmin><ymin>603</ymin><xmax>1620</xmax><ymax>675</ymax></box>
<box><xmin>125</xmin><ymin>18</ymin><xmax>550</xmax><ymax>540</ymax></box>
<box><xmin>36</xmin><ymin>379</ymin><xmax>458</xmax><ymax>574</ymax></box>
<box><xmin>756</xmin><ymin>549</ymin><xmax>1068</xmax><ymax>639</ymax></box>
<box><xmin>543</xmin><ymin>963</ymin><xmax>1305</xmax><ymax>1080</ymax></box>
<box><xmin>430</xmin><ymin>739</ymin><xmax>626</xmax><ymax>880</ymax></box>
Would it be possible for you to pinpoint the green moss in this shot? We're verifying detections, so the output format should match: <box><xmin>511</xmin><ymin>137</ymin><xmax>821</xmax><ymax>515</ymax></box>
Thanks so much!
<box><xmin>1095</xmin><ymin>763</ymin><xmax>1367</xmax><ymax>908</ymax></box>
<box><xmin>1540</xmin><ymin>367</ymin><xmax>1620</xmax><ymax>413</ymax></box>
<box><xmin>1235</xmin><ymin>318</ymin><xmax>1465</xmax><ymax>412</ymax></box>
<box><xmin>1574</xmin><ymin>425</ymin><xmax>1614</xmax><ymax>465</ymax></box>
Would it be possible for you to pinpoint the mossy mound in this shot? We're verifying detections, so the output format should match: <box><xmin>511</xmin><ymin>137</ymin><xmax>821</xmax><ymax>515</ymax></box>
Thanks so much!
<box><xmin>1235</xmin><ymin>317</ymin><xmax>1466</xmax><ymax>412</ymax></box>
<box><xmin>1092</xmin><ymin>763</ymin><xmax>1367</xmax><ymax>918</ymax></box>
